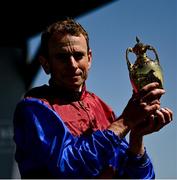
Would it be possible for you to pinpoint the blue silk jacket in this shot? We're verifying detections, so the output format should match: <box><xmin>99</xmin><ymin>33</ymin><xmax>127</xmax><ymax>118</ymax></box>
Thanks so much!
<box><xmin>13</xmin><ymin>85</ymin><xmax>155</xmax><ymax>179</ymax></box>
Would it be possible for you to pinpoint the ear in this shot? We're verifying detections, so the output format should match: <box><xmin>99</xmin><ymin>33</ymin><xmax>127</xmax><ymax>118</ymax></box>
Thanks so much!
<box><xmin>87</xmin><ymin>49</ymin><xmax>92</xmax><ymax>70</ymax></box>
<box><xmin>39</xmin><ymin>56</ymin><xmax>50</xmax><ymax>74</ymax></box>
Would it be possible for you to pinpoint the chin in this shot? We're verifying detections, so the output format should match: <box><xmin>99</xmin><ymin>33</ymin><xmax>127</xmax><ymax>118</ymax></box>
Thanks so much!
<box><xmin>68</xmin><ymin>83</ymin><xmax>83</xmax><ymax>91</ymax></box>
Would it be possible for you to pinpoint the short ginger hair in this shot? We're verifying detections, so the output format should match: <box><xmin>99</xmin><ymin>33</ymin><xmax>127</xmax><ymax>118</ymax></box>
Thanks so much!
<box><xmin>39</xmin><ymin>17</ymin><xmax>90</xmax><ymax>58</ymax></box>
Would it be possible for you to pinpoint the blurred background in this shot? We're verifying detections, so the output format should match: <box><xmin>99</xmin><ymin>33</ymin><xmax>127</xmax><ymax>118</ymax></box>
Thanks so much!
<box><xmin>0</xmin><ymin>0</ymin><xmax>176</xmax><ymax>178</ymax></box>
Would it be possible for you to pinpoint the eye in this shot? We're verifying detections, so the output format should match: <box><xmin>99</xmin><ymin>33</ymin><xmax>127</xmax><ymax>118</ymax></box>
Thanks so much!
<box><xmin>73</xmin><ymin>52</ymin><xmax>84</xmax><ymax>61</ymax></box>
<box><xmin>55</xmin><ymin>53</ymin><xmax>69</xmax><ymax>60</ymax></box>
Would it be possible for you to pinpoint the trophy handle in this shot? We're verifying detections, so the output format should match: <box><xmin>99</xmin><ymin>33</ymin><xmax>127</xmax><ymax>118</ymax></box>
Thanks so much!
<box><xmin>147</xmin><ymin>45</ymin><xmax>160</xmax><ymax>64</ymax></box>
<box><xmin>126</xmin><ymin>47</ymin><xmax>133</xmax><ymax>71</ymax></box>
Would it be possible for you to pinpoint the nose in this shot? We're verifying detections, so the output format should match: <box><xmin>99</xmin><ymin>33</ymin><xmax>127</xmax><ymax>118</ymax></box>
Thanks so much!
<box><xmin>68</xmin><ymin>56</ymin><xmax>78</xmax><ymax>69</ymax></box>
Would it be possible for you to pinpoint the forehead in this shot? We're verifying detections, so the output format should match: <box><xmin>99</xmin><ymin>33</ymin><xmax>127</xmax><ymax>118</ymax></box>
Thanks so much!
<box><xmin>48</xmin><ymin>34</ymin><xmax>87</xmax><ymax>51</ymax></box>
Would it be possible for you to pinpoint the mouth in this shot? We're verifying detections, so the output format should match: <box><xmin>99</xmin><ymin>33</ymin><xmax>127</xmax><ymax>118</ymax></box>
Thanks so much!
<box><xmin>64</xmin><ymin>74</ymin><xmax>81</xmax><ymax>81</ymax></box>
<box><xmin>65</xmin><ymin>71</ymin><xmax>82</xmax><ymax>78</ymax></box>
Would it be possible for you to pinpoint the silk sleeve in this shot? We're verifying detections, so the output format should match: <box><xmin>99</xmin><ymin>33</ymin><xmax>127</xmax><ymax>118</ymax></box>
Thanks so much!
<box><xmin>122</xmin><ymin>150</ymin><xmax>155</xmax><ymax>179</ymax></box>
<box><xmin>13</xmin><ymin>98</ymin><xmax>155</xmax><ymax>179</ymax></box>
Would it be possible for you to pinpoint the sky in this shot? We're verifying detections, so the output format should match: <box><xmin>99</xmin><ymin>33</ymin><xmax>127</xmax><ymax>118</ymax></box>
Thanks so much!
<box><xmin>29</xmin><ymin>0</ymin><xmax>177</xmax><ymax>178</ymax></box>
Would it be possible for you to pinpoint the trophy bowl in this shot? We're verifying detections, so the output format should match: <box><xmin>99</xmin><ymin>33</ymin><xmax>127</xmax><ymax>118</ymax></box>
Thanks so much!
<box><xmin>126</xmin><ymin>37</ymin><xmax>164</xmax><ymax>93</ymax></box>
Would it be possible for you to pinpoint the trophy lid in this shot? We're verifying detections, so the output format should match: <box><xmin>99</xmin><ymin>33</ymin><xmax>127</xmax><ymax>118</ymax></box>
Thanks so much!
<box><xmin>132</xmin><ymin>37</ymin><xmax>149</xmax><ymax>57</ymax></box>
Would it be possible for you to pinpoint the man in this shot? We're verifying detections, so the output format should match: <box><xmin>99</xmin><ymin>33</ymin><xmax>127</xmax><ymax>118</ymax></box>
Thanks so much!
<box><xmin>13</xmin><ymin>17</ymin><xmax>173</xmax><ymax>179</ymax></box>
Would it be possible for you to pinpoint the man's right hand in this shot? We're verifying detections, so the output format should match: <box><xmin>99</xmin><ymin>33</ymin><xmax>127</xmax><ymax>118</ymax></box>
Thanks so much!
<box><xmin>121</xmin><ymin>82</ymin><xmax>165</xmax><ymax>129</ymax></box>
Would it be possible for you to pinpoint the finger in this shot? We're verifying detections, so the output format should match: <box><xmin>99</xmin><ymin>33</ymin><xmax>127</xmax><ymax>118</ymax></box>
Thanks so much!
<box><xmin>160</xmin><ymin>108</ymin><xmax>173</xmax><ymax>123</ymax></box>
<box><xmin>154</xmin><ymin>109</ymin><xmax>167</xmax><ymax>131</ymax></box>
<box><xmin>139</xmin><ymin>82</ymin><xmax>161</xmax><ymax>96</ymax></box>
<box><xmin>143</xmin><ymin>103</ymin><xmax>160</xmax><ymax>115</ymax></box>
<box><xmin>148</xmin><ymin>108</ymin><xmax>173</xmax><ymax>133</ymax></box>
<box><xmin>163</xmin><ymin>107</ymin><xmax>173</xmax><ymax>120</ymax></box>
<box><xmin>149</xmin><ymin>99</ymin><xmax>160</xmax><ymax>105</ymax></box>
<box><xmin>147</xmin><ymin>114</ymin><xmax>155</xmax><ymax>131</ymax></box>
<box><xmin>136</xmin><ymin>114</ymin><xmax>155</xmax><ymax>136</ymax></box>
<box><xmin>141</xmin><ymin>89</ymin><xmax>165</xmax><ymax>103</ymax></box>
<box><xmin>132</xmin><ymin>82</ymin><xmax>160</xmax><ymax>100</ymax></box>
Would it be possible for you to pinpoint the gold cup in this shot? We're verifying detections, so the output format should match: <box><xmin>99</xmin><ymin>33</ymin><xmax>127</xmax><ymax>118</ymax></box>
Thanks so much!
<box><xmin>126</xmin><ymin>37</ymin><xmax>164</xmax><ymax>93</ymax></box>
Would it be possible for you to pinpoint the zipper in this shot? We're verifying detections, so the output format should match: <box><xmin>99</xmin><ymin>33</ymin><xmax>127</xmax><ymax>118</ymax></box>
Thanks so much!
<box><xmin>78</xmin><ymin>100</ymin><xmax>93</xmax><ymax>123</ymax></box>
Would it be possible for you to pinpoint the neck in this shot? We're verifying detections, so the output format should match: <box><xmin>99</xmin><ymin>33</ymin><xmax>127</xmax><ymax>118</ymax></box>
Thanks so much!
<box><xmin>49</xmin><ymin>78</ymin><xmax>83</xmax><ymax>92</ymax></box>
<box><xmin>48</xmin><ymin>79</ymin><xmax>86</xmax><ymax>101</ymax></box>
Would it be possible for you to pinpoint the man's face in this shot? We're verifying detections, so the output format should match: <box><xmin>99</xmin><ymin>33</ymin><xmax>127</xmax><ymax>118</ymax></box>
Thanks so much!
<box><xmin>44</xmin><ymin>34</ymin><xmax>92</xmax><ymax>91</ymax></box>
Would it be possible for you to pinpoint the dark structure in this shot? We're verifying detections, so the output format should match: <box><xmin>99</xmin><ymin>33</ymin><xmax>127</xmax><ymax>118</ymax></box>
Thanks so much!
<box><xmin>0</xmin><ymin>0</ymin><xmax>117</xmax><ymax>178</ymax></box>
<box><xmin>0</xmin><ymin>0</ymin><xmax>117</xmax><ymax>89</ymax></box>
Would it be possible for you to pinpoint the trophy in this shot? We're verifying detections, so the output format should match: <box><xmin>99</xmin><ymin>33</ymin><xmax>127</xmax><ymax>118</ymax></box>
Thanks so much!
<box><xmin>126</xmin><ymin>37</ymin><xmax>164</xmax><ymax>93</ymax></box>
